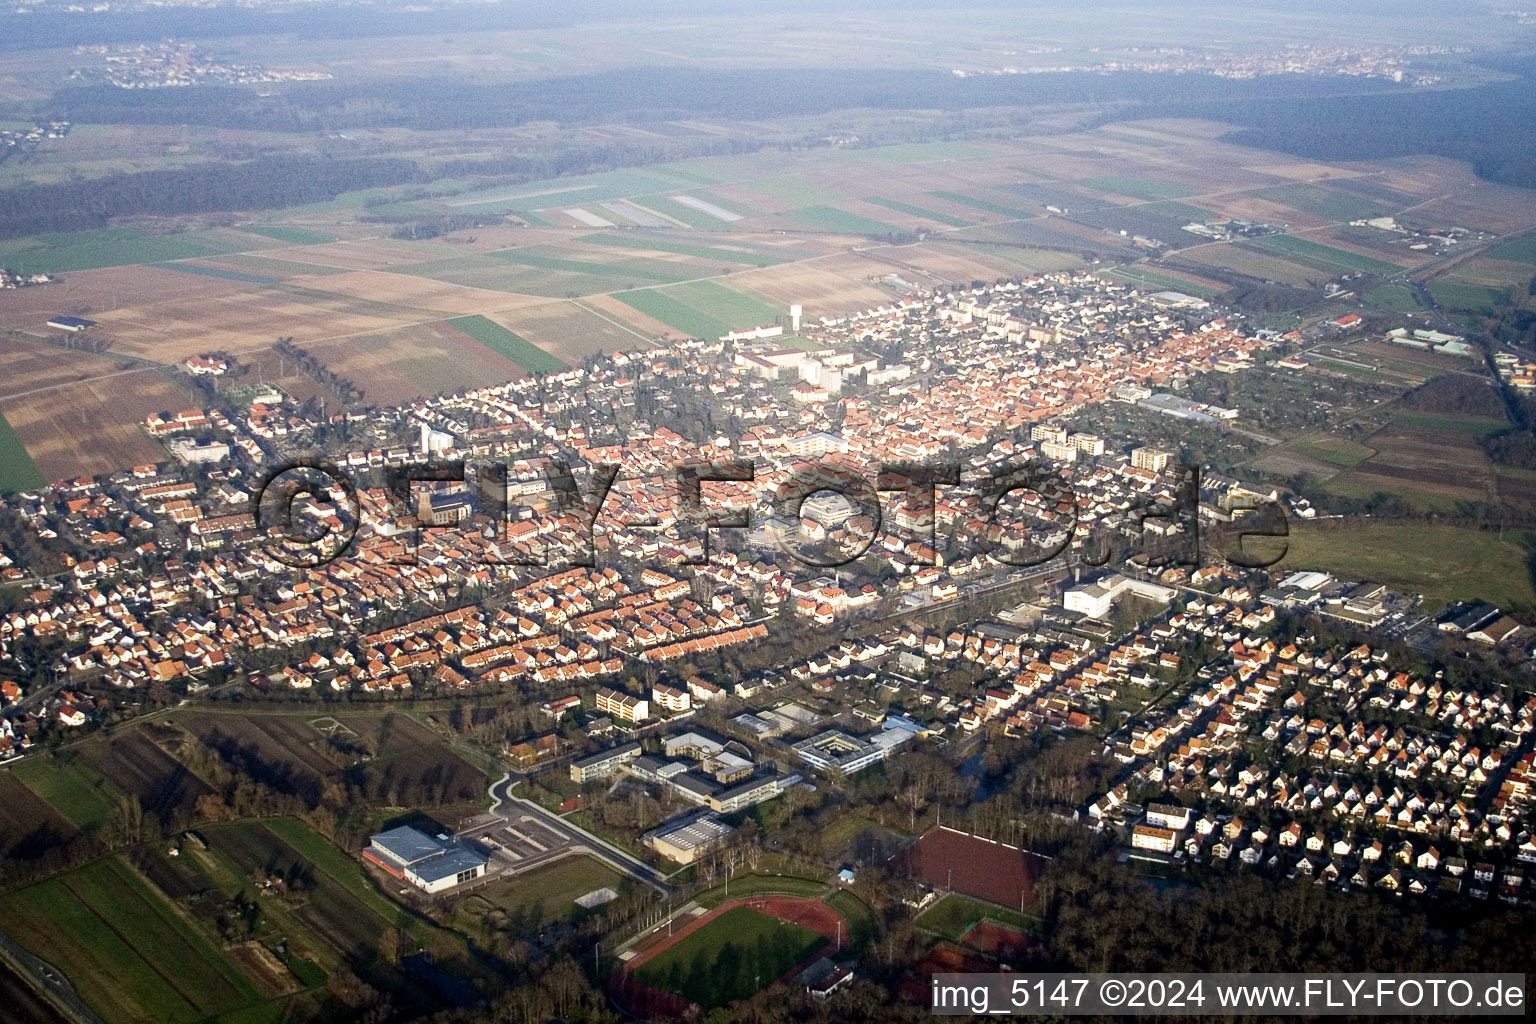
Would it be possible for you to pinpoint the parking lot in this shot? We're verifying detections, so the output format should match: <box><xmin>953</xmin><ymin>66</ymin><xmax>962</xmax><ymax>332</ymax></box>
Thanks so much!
<box><xmin>458</xmin><ymin>812</ymin><xmax>581</xmax><ymax>876</ymax></box>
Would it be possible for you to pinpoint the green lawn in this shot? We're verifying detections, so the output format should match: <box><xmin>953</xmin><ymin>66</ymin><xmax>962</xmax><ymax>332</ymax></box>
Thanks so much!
<box><xmin>238</xmin><ymin>224</ymin><xmax>336</xmax><ymax>246</ymax></box>
<box><xmin>444</xmin><ymin>315</ymin><xmax>569</xmax><ymax>374</ymax></box>
<box><xmin>915</xmin><ymin>892</ymin><xmax>1041</xmax><ymax>940</ymax></box>
<box><xmin>860</xmin><ymin>196</ymin><xmax>974</xmax><ymax>228</ymax></box>
<box><xmin>1281</xmin><ymin>523</ymin><xmax>1535</xmax><ymax>612</ymax></box>
<box><xmin>1251</xmin><ymin>235</ymin><xmax>1402</xmax><ymax>275</ymax></box>
<box><xmin>1288</xmin><ymin>436</ymin><xmax>1376</xmax><ymax>468</ymax></box>
<box><xmin>786</xmin><ymin>205</ymin><xmax>903</xmax><ymax>236</ymax></box>
<box><xmin>1487</xmin><ymin>236</ymin><xmax>1536</xmax><ymax>266</ymax></box>
<box><xmin>696</xmin><ymin>872</ymin><xmax>826</xmax><ymax>909</ymax></box>
<box><xmin>1364</xmin><ymin>282</ymin><xmax>1424</xmax><ymax>313</ymax></box>
<box><xmin>0</xmin><ymin>412</ymin><xmax>45</xmax><ymax>493</ymax></box>
<box><xmin>1429</xmin><ymin>280</ymin><xmax>1511</xmax><ymax>314</ymax></box>
<box><xmin>635</xmin><ymin>906</ymin><xmax>824</xmax><ymax>1008</ymax></box>
<box><xmin>1081</xmin><ymin>175</ymin><xmax>1194</xmax><ymax>201</ymax></box>
<box><xmin>454</xmin><ymin>855</ymin><xmax>624</xmax><ymax>932</ymax></box>
<box><xmin>824</xmin><ymin>889</ymin><xmax>879</xmax><ymax>951</ymax></box>
<box><xmin>9</xmin><ymin>755</ymin><xmax>119</xmax><ymax>830</ymax></box>
<box><xmin>818</xmin><ymin>813</ymin><xmax>879</xmax><ymax>852</ymax></box>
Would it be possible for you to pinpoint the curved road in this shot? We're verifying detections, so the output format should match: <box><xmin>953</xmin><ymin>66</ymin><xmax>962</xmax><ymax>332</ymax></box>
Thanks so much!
<box><xmin>486</xmin><ymin>774</ymin><xmax>670</xmax><ymax>891</ymax></box>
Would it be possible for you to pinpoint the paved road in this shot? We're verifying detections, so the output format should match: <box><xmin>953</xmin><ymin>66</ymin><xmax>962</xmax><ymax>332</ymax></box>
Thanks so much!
<box><xmin>485</xmin><ymin>775</ymin><xmax>670</xmax><ymax>890</ymax></box>
<box><xmin>0</xmin><ymin>926</ymin><xmax>105</xmax><ymax>1024</ymax></box>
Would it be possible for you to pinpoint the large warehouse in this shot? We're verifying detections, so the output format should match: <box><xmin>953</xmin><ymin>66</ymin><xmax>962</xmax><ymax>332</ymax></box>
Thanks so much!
<box><xmin>363</xmin><ymin>826</ymin><xmax>488</xmax><ymax>893</ymax></box>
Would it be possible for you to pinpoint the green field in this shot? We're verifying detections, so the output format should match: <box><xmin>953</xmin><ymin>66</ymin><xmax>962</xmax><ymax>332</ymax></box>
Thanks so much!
<box><xmin>824</xmin><ymin>889</ymin><xmax>879</xmax><ymax>951</ymax></box>
<box><xmin>747</xmin><ymin>176</ymin><xmax>847</xmax><ymax>205</ymax></box>
<box><xmin>930</xmin><ymin>190</ymin><xmax>1035</xmax><ymax>219</ymax></box>
<box><xmin>635</xmin><ymin>906</ymin><xmax>825</xmax><ymax>1008</ymax></box>
<box><xmin>1392</xmin><ymin>410</ymin><xmax>1507</xmax><ymax>434</ymax></box>
<box><xmin>696</xmin><ymin>872</ymin><xmax>827</xmax><ymax>909</ymax></box>
<box><xmin>486</xmin><ymin>246</ymin><xmax>694</xmax><ymax>284</ymax></box>
<box><xmin>0</xmin><ymin>855</ymin><xmax>267</xmax><ymax>1023</ymax></box>
<box><xmin>1364</xmin><ymin>282</ymin><xmax>1425</xmax><ymax>313</ymax></box>
<box><xmin>615</xmin><ymin>281</ymin><xmax>781</xmax><ymax>340</ymax></box>
<box><xmin>861</xmin><ymin>196</ymin><xmax>974</xmax><ymax>228</ymax></box>
<box><xmin>10</xmin><ymin>755</ymin><xmax>119</xmax><ymax>830</ymax></box>
<box><xmin>1080</xmin><ymin>175</ymin><xmax>1194</xmax><ymax>201</ymax></box>
<box><xmin>1487</xmin><ymin>236</ymin><xmax>1536</xmax><ymax>266</ymax></box>
<box><xmin>1288</xmin><ymin>435</ymin><xmax>1376</xmax><ymax>468</ymax></box>
<box><xmin>155</xmin><ymin>262</ymin><xmax>280</xmax><ymax>285</ymax></box>
<box><xmin>1251</xmin><ymin>235</ymin><xmax>1403</xmax><ymax>275</ymax></box>
<box><xmin>1103</xmin><ymin>266</ymin><xmax>1224</xmax><ymax>298</ymax></box>
<box><xmin>238</xmin><ymin>225</ymin><xmax>336</xmax><ymax>246</ymax></box>
<box><xmin>1255</xmin><ymin>182</ymin><xmax>1399</xmax><ymax>222</ymax></box>
<box><xmin>0</xmin><ymin>228</ymin><xmax>253</xmax><ymax>273</ymax></box>
<box><xmin>1429</xmin><ymin>280</ymin><xmax>1511</xmax><ymax>314</ymax></box>
<box><xmin>1281</xmin><ymin>523</ymin><xmax>1535</xmax><ymax>612</ymax></box>
<box><xmin>915</xmin><ymin>892</ymin><xmax>1041</xmax><ymax>940</ymax></box>
<box><xmin>445</xmin><ymin>315</ymin><xmax>570</xmax><ymax>374</ymax></box>
<box><xmin>0</xmin><ymin>412</ymin><xmax>45</xmax><ymax>493</ymax></box>
<box><xmin>786</xmin><ymin>205</ymin><xmax>903</xmax><ymax>236</ymax></box>
<box><xmin>453</xmin><ymin>855</ymin><xmax>624</xmax><ymax>933</ymax></box>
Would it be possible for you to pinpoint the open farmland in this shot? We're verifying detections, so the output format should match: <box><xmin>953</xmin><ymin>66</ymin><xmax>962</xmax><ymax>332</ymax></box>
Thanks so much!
<box><xmin>1</xmin><ymin>368</ymin><xmax>192</xmax><ymax>482</ymax></box>
<box><xmin>615</xmin><ymin>280</ymin><xmax>781</xmax><ymax>340</ymax></box>
<box><xmin>0</xmin><ymin>854</ymin><xmax>268</xmax><ymax>1024</ymax></box>
<box><xmin>74</xmin><ymin>729</ymin><xmax>214</xmax><ymax>826</ymax></box>
<box><xmin>298</xmin><ymin>319</ymin><xmax>531</xmax><ymax>404</ymax></box>
<box><xmin>0</xmin><ymin>773</ymin><xmax>79</xmax><ymax>860</ymax></box>
<box><xmin>447</xmin><ymin>314</ymin><xmax>569</xmax><ymax>374</ymax></box>
<box><xmin>0</xmin><ymin>411</ymin><xmax>44</xmax><ymax>492</ymax></box>
<box><xmin>484</xmin><ymin>301</ymin><xmax>654</xmax><ymax>362</ymax></box>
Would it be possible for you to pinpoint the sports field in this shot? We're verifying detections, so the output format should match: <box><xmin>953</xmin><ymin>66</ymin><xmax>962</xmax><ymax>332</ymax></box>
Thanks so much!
<box><xmin>634</xmin><ymin>906</ymin><xmax>825</xmax><ymax>1008</ymax></box>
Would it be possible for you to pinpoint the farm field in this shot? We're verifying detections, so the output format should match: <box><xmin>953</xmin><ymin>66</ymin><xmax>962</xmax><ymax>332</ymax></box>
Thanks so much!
<box><xmin>0</xmin><ymin>410</ymin><xmax>44</xmax><ymax>492</ymax></box>
<box><xmin>1429</xmin><ymin>278</ymin><xmax>1512</xmax><ymax>314</ymax></box>
<box><xmin>1248</xmin><ymin>234</ymin><xmax>1404</xmax><ymax>275</ymax></box>
<box><xmin>484</xmin><ymin>301</ymin><xmax>652</xmax><ymax>361</ymax></box>
<box><xmin>1281</xmin><ymin>523</ymin><xmax>1535</xmax><ymax>612</ymax></box>
<box><xmin>0</xmin><ymin>854</ymin><xmax>271</xmax><ymax>1024</ymax></box>
<box><xmin>1364</xmin><ymin>282</ymin><xmax>1425</xmax><ymax>312</ymax></box>
<box><xmin>0</xmin><ymin>366</ymin><xmax>186</xmax><ymax>482</ymax></box>
<box><xmin>0</xmin><ymin>773</ymin><xmax>79</xmax><ymax>859</ymax></box>
<box><xmin>1079</xmin><ymin>174</ymin><xmax>1195</xmax><ymax>201</ymax></box>
<box><xmin>446</xmin><ymin>314</ymin><xmax>570</xmax><ymax>374</ymax></box>
<box><xmin>634</xmin><ymin>906</ymin><xmax>825</xmax><ymax>1008</ymax></box>
<box><xmin>74</xmin><ymin>729</ymin><xmax>214</xmax><ymax>826</ymax></box>
<box><xmin>9</xmin><ymin>752</ymin><xmax>122</xmax><ymax>831</ymax></box>
<box><xmin>1103</xmin><ymin>265</ymin><xmax>1225</xmax><ymax>298</ymax></box>
<box><xmin>614</xmin><ymin>280</ymin><xmax>781</xmax><ymax>340</ymax></box>
<box><xmin>0</xmin><ymin>228</ymin><xmax>262</xmax><ymax>274</ymax></box>
<box><xmin>302</xmin><ymin>320</ymin><xmax>530</xmax><ymax>405</ymax></box>
<box><xmin>1255</xmin><ymin>181</ymin><xmax>1402</xmax><ymax>222</ymax></box>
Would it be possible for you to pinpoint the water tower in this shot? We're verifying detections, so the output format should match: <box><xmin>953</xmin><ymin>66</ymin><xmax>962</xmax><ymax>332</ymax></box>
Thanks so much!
<box><xmin>790</xmin><ymin>303</ymin><xmax>802</xmax><ymax>333</ymax></box>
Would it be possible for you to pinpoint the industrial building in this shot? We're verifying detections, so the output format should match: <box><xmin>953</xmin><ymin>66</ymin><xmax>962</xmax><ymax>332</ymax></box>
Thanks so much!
<box><xmin>647</xmin><ymin>813</ymin><xmax>736</xmax><ymax>864</ymax></box>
